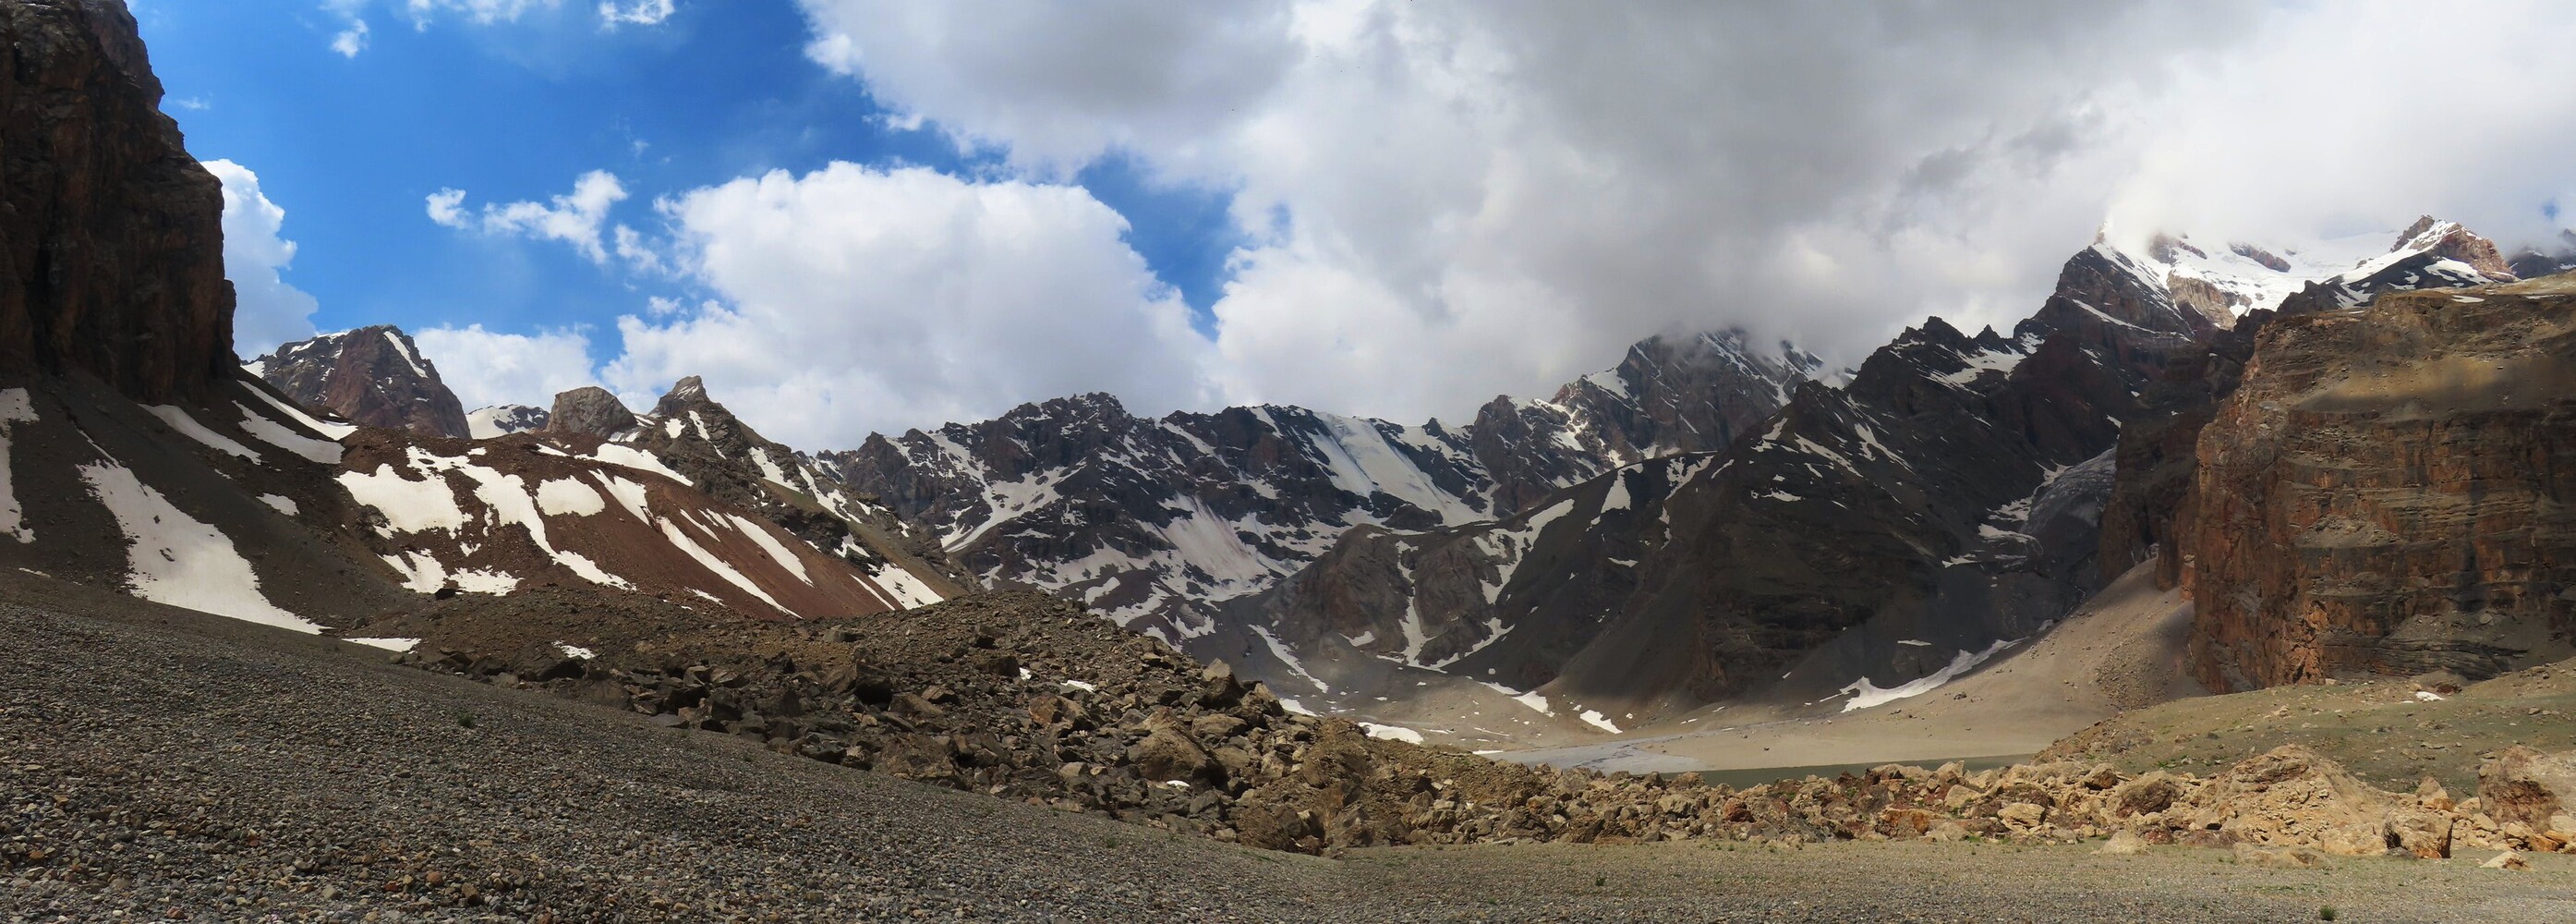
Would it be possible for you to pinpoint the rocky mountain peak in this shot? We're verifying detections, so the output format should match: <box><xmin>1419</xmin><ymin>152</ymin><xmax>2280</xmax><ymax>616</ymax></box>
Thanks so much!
<box><xmin>547</xmin><ymin>385</ymin><xmax>637</xmax><ymax>437</ymax></box>
<box><xmin>652</xmin><ymin>375</ymin><xmax>710</xmax><ymax>417</ymax></box>
<box><xmin>0</xmin><ymin>0</ymin><xmax>236</xmax><ymax>402</ymax></box>
<box><xmin>249</xmin><ymin>325</ymin><xmax>469</xmax><ymax>438</ymax></box>
<box><xmin>2392</xmin><ymin>215</ymin><xmax>2517</xmax><ymax>280</ymax></box>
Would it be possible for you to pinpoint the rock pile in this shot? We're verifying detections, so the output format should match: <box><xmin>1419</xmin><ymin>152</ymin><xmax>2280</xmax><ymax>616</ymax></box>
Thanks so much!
<box><xmin>393</xmin><ymin>590</ymin><xmax>2576</xmax><ymax>861</ymax></box>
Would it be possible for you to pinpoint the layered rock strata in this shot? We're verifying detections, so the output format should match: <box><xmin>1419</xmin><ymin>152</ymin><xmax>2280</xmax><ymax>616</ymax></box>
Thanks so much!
<box><xmin>2182</xmin><ymin>279</ymin><xmax>2576</xmax><ymax>689</ymax></box>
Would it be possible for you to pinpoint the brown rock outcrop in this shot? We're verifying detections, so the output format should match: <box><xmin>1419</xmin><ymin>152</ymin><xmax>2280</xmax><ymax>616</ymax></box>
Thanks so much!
<box><xmin>2479</xmin><ymin>745</ymin><xmax>2576</xmax><ymax>831</ymax></box>
<box><xmin>546</xmin><ymin>386</ymin><xmax>636</xmax><ymax>437</ymax></box>
<box><xmin>2181</xmin><ymin>279</ymin><xmax>2576</xmax><ymax>690</ymax></box>
<box><xmin>0</xmin><ymin>0</ymin><xmax>236</xmax><ymax>400</ymax></box>
<box><xmin>251</xmin><ymin>325</ymin><xmax>470</xmax><ymax>437</ymax></box>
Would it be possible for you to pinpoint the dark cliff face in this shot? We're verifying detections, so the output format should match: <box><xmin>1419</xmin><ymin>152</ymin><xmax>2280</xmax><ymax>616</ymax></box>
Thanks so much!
<box><xmin>2180</xmin><ymin>279</ymin><xmax>2576</xmax><ymax>691</ymax></box>
<box><xmin>0</xmin><ymin>0</ymin><xmax>235</xmax><ymax>400</ymax></box>
<box><xmin>2096</xmin><ymin>311</ymin><xmax>2271</xmax><ymax>586</ymax></box>
<box><xmin>251</xmin><ymin>326</ymin><xmax>471</xmax><ymax>438</ymax></box>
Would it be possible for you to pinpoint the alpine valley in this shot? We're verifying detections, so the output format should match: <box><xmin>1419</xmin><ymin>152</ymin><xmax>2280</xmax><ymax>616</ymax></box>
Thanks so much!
<box><xmin>9</xmin><ymin>2</ymin><xmax>2576</xmax><ymax>921</ymax></box>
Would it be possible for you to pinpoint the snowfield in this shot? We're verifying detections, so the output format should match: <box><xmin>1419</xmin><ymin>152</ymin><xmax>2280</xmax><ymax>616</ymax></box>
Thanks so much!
<box><xmin>78</xmin><ymin>460</ymin><xmax>319</xmax><ymax>633</ymax></box>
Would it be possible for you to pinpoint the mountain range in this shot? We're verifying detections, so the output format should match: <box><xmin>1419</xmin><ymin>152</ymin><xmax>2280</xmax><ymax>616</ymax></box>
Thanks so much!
<box><xmin>14</xmin><ymin>7</ymin><xmax>2576</xmax><ymax>912</ymax></box>
<box><xmin>216</xmin><ymin>207</ymin><xmax>2554</xmax><ymax>748</ymax></box>
<box><xmin>6</xmin><ymin>0</ymin><xmax>2572</xmax><ymax>760</ymax></box>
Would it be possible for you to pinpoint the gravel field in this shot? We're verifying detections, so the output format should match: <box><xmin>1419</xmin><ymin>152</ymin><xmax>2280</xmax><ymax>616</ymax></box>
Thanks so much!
<box><xmin>5</xmin><ymin>575</ymin><xmax>2573</xmax><ymax>923</ymax></box>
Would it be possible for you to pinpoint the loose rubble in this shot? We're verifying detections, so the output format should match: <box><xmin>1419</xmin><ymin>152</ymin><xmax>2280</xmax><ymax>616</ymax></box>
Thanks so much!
<box><xmin>392</xmin><ymin>590</ymin><xmax>2576</xmax><ymax>860</ymax></box>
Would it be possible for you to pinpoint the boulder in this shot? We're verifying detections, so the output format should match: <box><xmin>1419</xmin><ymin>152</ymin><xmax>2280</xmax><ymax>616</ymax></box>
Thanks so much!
<box><xmin>2477</xmin><ymin>746</ymin><xmax>2576</xmax><ymax>831</ymax></box>
<box><xmin>1190</xmin><ymin>713</ymin><xmax>1248</xmax><ymax>742</ymax></box>
<box><xmin>889</xmin><ymin>693</ymin><xmax>946</xmax><ymax>720</ymax></box>
<box><xmin>2481</xmin><ymin>851</ymin><xmax>2530</xmax><ymax>871</ymax></box>
<box><xmin>2386</xmin><ymin>808</ymin><xmax>2454</xmax><ymax>859</ymax></box>
<box><xmin>1997</xmin><ymin>803</ymin><xmax>2047</xmax><ymax>832</ymax></box>
<box><xmin>875</xmin><ymin>735</ymin><xmax>956</xmax><ymax>782</ymax></box>
<box><xmin>1027</xmin><ymin>695</ymin><xmax>1086</xmax><ymax>727</ymax></box>
<box><xmin>1128</xmin><ymin>727</ymin><xmax>1214</xmax><ymax>784</ymax></box>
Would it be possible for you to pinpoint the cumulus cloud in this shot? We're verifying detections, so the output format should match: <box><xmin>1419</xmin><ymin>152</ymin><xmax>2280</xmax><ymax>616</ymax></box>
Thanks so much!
<box><xmin>412</xmin><ymin>324</ymin><xmax>602</xmax><ymax>410</ymax></box>
<box><xmin>397</xmin><ymin>0</ymin><xmax>558</xmax><ymax>26</ymax></box>
<box><xmin>786</xmin><ymin>0</ymin><xmax>2576</xmax><ymax>426</ymax></box>
<box><xmin>598</xmin><ymin>0</ymin><xmax>674</xmax><ymax>28</ymax></box>
<box><xmin>203</xmin><ymin>160</ymin><xmax>321</xmax><ymax>358</ymax></box>
<box><xmin>600</xmin><ymin>164</ymin><xmax>1212</xmax><ymax>449</ymax></box>
<box><xmin>329</xmin><ymin>18</ymin><xmax>369</xmax><ymax>57</ymax></box>
<box><xmin>2098</xmin><ymin>2</ymin><xmax>2576</xmax><ymax>251</ymax></box>
<box><xmin>427</xmin><ymin>171</ymin><xmax>631</xmax><ymax>264</ymax></box>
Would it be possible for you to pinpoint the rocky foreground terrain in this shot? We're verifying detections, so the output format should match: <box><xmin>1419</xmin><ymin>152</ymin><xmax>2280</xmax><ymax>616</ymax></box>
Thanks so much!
<box><xmin>7</xmin><ymin>571</ymin><xmax>2575</xmax><ymax>923</ymax></box>
<box><xmin>364</xmin><ymin>576</ymin><xmax>2576</xmax><ymax>872</ymax></box>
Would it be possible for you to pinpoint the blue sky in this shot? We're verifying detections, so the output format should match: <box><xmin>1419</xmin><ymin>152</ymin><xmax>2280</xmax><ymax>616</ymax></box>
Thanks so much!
<box><xmin>126</xmin><ymin>2</ymin><xmax>2576</xmax><ymax>449</ymax></box>
<box><xmin>140</xmin><ymin>1</ymin><xmax>1238</xmax><ymax>360</ymax></box>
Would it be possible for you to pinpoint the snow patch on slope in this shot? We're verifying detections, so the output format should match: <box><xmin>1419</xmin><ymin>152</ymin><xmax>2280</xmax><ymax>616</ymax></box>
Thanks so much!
<box><xmin>1359</xmin><ymin>723</ymin><xmax>1425</xmax><ymax>744</ymax></box>
<box><xmin>234</xmin><ymin>403</ymin><xmax>345</xmax><ymax>464</ymax></box>
<box><xmin>535</xmin><ymin>478</ymin><xmax>606</xmax><ymax>517</ymax></box>
<box><xmin>867</xmin><ymin>561</ymin><xmax>945</xmax><ymax>609</ymax></box>
<box><xmin>588</xmin><ymin>444</ymin><xmax>691</xmax><ymax>485</ymax></box>
<box><xmin>79</xmin><ymin>461</ymin><xmax>319</xmax><ymax>632</ymax></box>
<box><xmin>658</xmin><ymin>518</ymin><xmax>787</xmax><ymax>614</ymax></box>
<box><xmin>726</xmin><ymin>512</ymin><xmax>812</xmax><ymax>585</ymax></box>
<box><xmin>146</xmin><ymin>405</ymin><xmax>260</xmax><ymax>460</ymax></box>
<box><xmin>1836</xmin><ymin>638</ymin><xmax>2016</xmax><ymax>712</ymax></box>
<box><xmin>0</xmin><ymin>389</ymin><xmax>36</xmax><ymax>542</ymax></box>
<box><xmin>1251</xmin><ymin>625</ymin><xmax>1331</xmax><ymax>694</ymax></box>
<box><xmin>338</xmin><ymin>463</ymin><xmax>468</xmax><ymax>533</ymax></box>
<box><xmin>238</xmin><ymin>383</ymin><xmax>356</xmax><ymax>440</ymax></box>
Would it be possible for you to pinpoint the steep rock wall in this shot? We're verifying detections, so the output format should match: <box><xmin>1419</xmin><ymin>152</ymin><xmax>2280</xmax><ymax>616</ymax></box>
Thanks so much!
<box><xmin>2183</xmin><ymin>280</ymin><xmax>2576</xmax><ymax>689</ymax></box>
<box><xmin>0</xmin><ymin>0</ymin><xmax>234</xmax><ymax>400</ymax></box>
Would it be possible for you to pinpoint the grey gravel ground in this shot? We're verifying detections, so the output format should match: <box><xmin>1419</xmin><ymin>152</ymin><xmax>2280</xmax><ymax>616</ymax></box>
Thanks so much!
<box><xmin>6</xmin><ymin>574</ymin><xmax>2574</xmax><ymax>922</ymax></box>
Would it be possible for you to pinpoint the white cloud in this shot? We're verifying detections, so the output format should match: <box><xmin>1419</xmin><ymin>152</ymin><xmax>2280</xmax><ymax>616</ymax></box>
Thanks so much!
<box><xmin>427</xmin><ymin>171</ymin><xmax>629</xmax><ymax>263</ymax></box>
<box><xmin>787</xmin><ymin>0</ymin><xmax>2576</xmax><ymax>426</ymax></box>
<box><xmin>600</xmin><ymin>163</ymin><xmax>1213</xmax><ymax>448</ymax></box>
<box><xmin>412</xmin><ymin>324</ymin><xmax>601</xmax><ymax>410</ymax></box>
<box><xmin>330</xmin><ymin>18</ymin><xmax>369</xmax><ymax>57</ymax></box>
<box><xmin>425</xmin><ymin>188</ymin><xmax>468</xmax><ymax>227</ymax></box>
<box><xmin>598</xmin><ymin>0</ymin><xmax>673</xmax><ymax>28</ymax></box>
<box><xmin>2098</xmin><ymin>3</ymin><xmax>2576</xmax><ymax>252</ymax></box>
<box><xmin>203</xmin><ymin>160</ymin><xmax>321</xmax><ymax>359</ymax></box>
<box><xmin>400</xmin><ymin>0</ymin><xmax>558</xmax><ymax>26</ymax></box>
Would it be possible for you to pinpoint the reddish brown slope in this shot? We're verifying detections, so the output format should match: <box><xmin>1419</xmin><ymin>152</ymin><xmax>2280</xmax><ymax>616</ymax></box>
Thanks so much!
<box><xmin>336</xmin><ymin>430</ymin><xmax>918</xmax><ymax>621</ymax></box>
